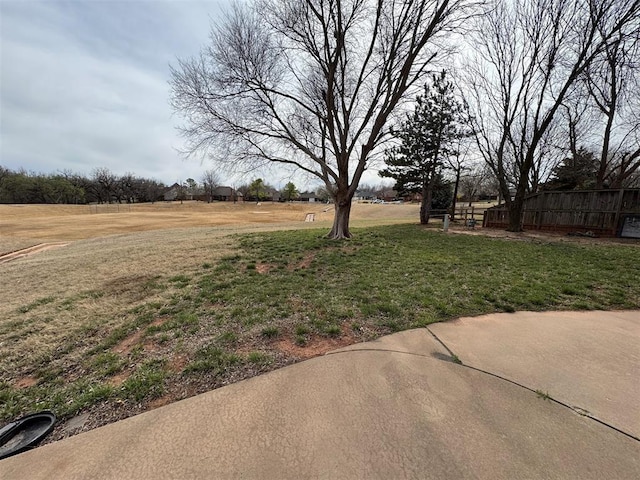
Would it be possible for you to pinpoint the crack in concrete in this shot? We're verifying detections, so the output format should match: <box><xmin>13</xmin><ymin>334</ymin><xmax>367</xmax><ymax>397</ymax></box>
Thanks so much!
<box><xmin>325</xmin><ymin>346</ymin><xmax>439</xmax><ymax>360</ymax></box>
<box><xmin>324</xmin><ymin>327</ymin><xmax>640</xmax><ymax>443</ymax></box>
<box><xmin>424</xmin><ymin>326</ymin><xmax>640</xmax><ymax>443</ymax></box>
<box><xmin>324</xmin><ymin>329</ymin><xmax>462</xmax><ymax>362</ymax></box>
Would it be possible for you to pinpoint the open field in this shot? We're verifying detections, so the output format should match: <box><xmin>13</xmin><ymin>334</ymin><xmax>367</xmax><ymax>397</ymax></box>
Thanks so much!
<box><xmin>0</xmin><ymin>201</ymin><xmax>420</xmax><ymax>252</ymax></box>
<box><xmin>1</xmin><ymin>202</ymin><xmax>638</xmax><ymax>443</ymax></box>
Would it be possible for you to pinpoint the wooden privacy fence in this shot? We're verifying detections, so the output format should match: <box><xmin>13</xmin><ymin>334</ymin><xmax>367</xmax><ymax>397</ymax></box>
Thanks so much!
<box><xmin>483</xmin><ymin>189</ymin><xmax>640</xmax><ymax>236</ymax></box>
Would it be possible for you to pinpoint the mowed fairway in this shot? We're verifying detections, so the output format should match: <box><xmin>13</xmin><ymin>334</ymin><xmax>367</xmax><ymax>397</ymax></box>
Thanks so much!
<box><xmin>1</xmin><ymin>201</ymin><xmax>638</xmax><ymax>444</ymax></box>
<box><xmin>1</xmin><ymin>201</ymin><xmax>419</xmax><ymax>247</ymax></box>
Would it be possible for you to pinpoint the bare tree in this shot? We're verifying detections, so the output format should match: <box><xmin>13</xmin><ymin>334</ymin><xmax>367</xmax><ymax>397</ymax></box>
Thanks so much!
<box><xmin>138</xmin><ymin>179</ymin><xmax>166</xmax><ymax>203</ymax></box>
<box><xmin>170</xmin><ymin>0</ymin><xmax>478</xmax><ymax>238</ymax></box>
<box><xmin>625</xmin><ymin>170</ymin><xmax>640</xmax><ymax>188</ymax></box>
<box><xmin>446</xmin><ymin>130</ymin><xmax>476</xmax><ymax>215</ymax></box>
<box><xmin>92</xmin><ymin>167</ymin><xmax>117</xmax><ymax>204</ymax></box>
<box><xmin>584</xmin><ymin>28</ymin><xmax>640</xmax><ymax>188</ymax></box>
<box><xmin>529</xmin><ymin>120</ymin><xmax>565</xmax><ymax>192</ymax></box>
<box><xmin>466</xmin><ymin>0</ymin><xmax>640</xmax><ymax>231</ymax></box>
<box><xmin>114</xmin><ymin>173</ymin><xmax>136</xmax><ymax>204</ymax></box>
<box><xmin>458</xmin><ymin>162</ymin><xmax>488</xmax><ymax>206</ymax></box>
<box><xmin>559</xmin><ymin>88</ymin><xmax>597</xmax><ymax>161</ymax></box>
<box><xmin>201</xmin><ymin>169</ymin><xmax>221</xmax><ymax>203</ymax></box>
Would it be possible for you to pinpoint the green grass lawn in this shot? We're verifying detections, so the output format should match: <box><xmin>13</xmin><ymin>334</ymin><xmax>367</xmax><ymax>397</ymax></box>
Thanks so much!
<box><xmin>195</xmin><ymin>224</ymin><xmax>638</xmax><ymax>330</ymax></box>
<box><xmin>2</xmin><ymin>224</ymin><xmax>638</xmax><ymax>429</ymax></box>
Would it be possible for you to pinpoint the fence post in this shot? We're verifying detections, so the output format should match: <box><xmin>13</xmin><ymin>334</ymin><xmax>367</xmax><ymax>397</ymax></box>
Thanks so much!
<box><xmin>613</xmin><ymin>189</ymin><xmax>625</xmax><ymax>236</ymax></box>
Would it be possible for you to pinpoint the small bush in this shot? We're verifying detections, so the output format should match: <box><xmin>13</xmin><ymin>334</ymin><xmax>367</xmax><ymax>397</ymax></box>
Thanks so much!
<box><xmin>325</xmin><ymin>325</ymin><xmax>341</xmax><ymax>336</ymax></box>
<box><xmin>217</xmin><ymin>331</ymin><xmax>238</xmax><ymax>345</ymax></box>
<box><xmin>295</xmin><ymin>324</ymin><xmax>310</xmax><ymax>336</ymax></box>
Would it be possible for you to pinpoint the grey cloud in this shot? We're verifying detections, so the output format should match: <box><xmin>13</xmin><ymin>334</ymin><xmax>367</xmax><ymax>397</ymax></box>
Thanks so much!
<box><xmin>1</xmin><ymin>0</ymin><xmax>227</xmax><ymax>183</ymax></box>
<box><xmin>0</xmin><ymin>0</ymin><xmax>388</xmax><ymax>189</ymax></box>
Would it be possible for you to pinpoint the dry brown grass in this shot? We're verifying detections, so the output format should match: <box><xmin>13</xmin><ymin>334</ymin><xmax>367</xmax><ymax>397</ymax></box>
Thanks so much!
<box><xmin>0</xmin><ymin>201</ymin><xmax>326</xmax><ymax>246</ymax></box>
<box><xmin>0</xmin><ymin>201</ymin><xmax>419</xmax><ymax>384</ymax></box>
<box><xmin>1</xmin><ymin>229</ymin><xmax>211</xmax><ymax>376</ymax></box>
<box><xmin>0</xmin><ymin>201</ymin><xmax>419</xmax><ymax>247</ymax></box>
<box><xmin>0</xmin><ymin>200</ymin><xmax>421</xmax><ymax>441</ymax></box>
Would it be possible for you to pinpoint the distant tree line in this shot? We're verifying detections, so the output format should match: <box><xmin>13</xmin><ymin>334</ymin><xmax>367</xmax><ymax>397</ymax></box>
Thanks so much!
<box><xmin>0</xmin><ymin>166</ymin><xmax>166</xmax><ymax>204</ymax></box>
<box><xmin>542</xmin><ymin>149</ymin><xmax>640</xmax><ymax>191</ymax></box>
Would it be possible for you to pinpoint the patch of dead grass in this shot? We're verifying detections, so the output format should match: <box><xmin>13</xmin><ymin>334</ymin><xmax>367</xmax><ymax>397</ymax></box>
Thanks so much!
<box><xmin>290</xmin><ymin>252</ymin><xmax>315</xmax><ymax>270</ymax></box>
<box><xmin>112</xmin><ymin>318</ymin><xmax>166</xmax><ymax>355</ymax></box>
<box><xmin>255</xmin><ymin>263</ymin><xmax>276</xmax><ymax>274</ymax></box>
<box><xmin>274</xmin><ymin>324</ymin><xmax>358</xmax><ymax>359</ymax></box>
<box><xmin>15</xmin><ymin>376</ymin><xmax>38</xmax><ymax>389</ymax></box>
<box><xmin>0</xmin><ymin>202</ymin><xmax>421</xmax><ymax>439</ymax></box>
<box><xmin>107</xmin><ymin>371</ymin><xmax>131</xmax><ymax>387</ymax></box>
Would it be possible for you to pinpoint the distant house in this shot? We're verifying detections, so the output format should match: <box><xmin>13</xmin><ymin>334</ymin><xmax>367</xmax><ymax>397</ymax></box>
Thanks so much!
<box><xmin>402</xmin><ymin>192</ymin><xmax>422</xmax><ymax>203</ymax></box>
<box><xmin>353</xmin><ymin>189</ymin><xmax>377</xmax><ymax>202</ymax></box>
<box><xmin>212</xmin><ymin>186</ymin><xmax>237</xmax><ymax>202</ymax></box>
<box><xmin>381</xmin><ymin>190</ymin><xmax>398</xmax><ymax>202</ymax></box>
<box><xmin>163</xmin><ymin>183</ymin><xmax>180</xmax><ymax>201</ymax></box>
<box><xmin>298</xmin><ymin>192</ymin><xmax>318</xmax><ymax>203</ymax></box>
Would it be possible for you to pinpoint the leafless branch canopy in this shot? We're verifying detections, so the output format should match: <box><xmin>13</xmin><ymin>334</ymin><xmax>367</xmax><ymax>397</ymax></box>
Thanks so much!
<box><xmin>583</xmin><ymin>20</ymin><xmax>640</xmax><ymax>187</ymax></box>
<box><xmin>463</xmin><ymin>0</ymin><xmax>640</xmax><ymax>229</ymax></box>
<box><xmin>170</xmin><ymin>0</ymin><xmax>477</xmax><ymax>200</ymax></box>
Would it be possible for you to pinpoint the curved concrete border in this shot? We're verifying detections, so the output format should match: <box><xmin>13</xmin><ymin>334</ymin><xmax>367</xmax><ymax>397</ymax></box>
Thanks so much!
<box><xmin>2</xmin><ymin>315</ymin><xmax>639</xmax><ymax>479</ymax></box>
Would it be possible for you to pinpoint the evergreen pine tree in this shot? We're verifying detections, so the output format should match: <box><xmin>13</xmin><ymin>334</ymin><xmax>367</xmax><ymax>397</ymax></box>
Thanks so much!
<box><xmin>380</xmin><ymin>71</ymin><xmax>468</xmax><ymax>224</ymax></box>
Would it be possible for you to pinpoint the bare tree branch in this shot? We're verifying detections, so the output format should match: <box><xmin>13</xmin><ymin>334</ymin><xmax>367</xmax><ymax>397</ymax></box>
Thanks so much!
<box><xmin>464</xmin><ymin>0</ymin><xmax>640</xmax><ymax>231</ymax></box>
<box><xmin>171</xmin><ymin>0</ymin><xmax>480</xmax><ymax>238</ymax></box>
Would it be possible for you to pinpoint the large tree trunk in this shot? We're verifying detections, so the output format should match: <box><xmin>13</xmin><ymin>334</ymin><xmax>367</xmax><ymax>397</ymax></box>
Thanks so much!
<box><xmin>508</xmin><ymin>148</ymin><xmax>538</xmax><ymax>231</ymax></box>
<box><xmin>328</xmin><ymin>191</ymin><xmax>353</xmax><ymax>239</ymax></box>
<box><xmin>419</xmin><ymin>184</ymin><xmax>431</xmax><ymax>225</ymax></box>
<box><xmin>507</xmin><ymin>194</ymin><xmax>524</xmax><ymax>232</ymax></box>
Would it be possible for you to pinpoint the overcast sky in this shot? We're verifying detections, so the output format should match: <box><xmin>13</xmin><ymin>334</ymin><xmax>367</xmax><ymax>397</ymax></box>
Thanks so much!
<box><xmin>0</xmin><ymin>0</ymin><xmax>241</xmax><ymax>186</ymax></box>
<box><xmin>1</xmin><ymin>0</ymin><xmax>393</xmax><ymax>190</ymax></box>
